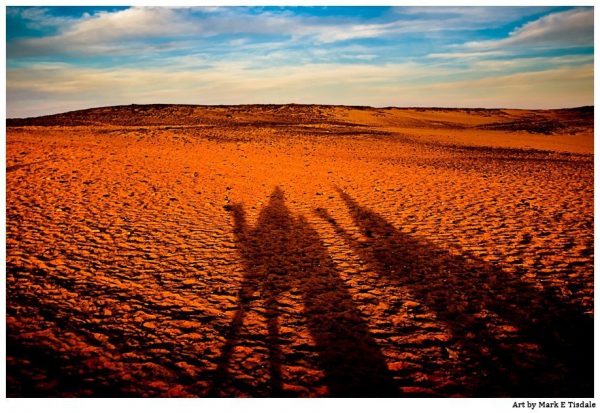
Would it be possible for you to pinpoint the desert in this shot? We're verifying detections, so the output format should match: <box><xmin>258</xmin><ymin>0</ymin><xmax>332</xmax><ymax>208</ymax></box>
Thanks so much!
<box><xmin>6</xmin><ymin>104</ymin><xmax>594</xmax><ymax>397</ymax></box>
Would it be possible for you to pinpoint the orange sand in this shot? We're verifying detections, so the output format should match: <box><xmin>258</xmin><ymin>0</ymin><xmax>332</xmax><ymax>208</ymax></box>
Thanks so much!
<box><xmin>6</xmin><ymin>105</ymin><xmax>594</xmax><ymax>397</ymax></box>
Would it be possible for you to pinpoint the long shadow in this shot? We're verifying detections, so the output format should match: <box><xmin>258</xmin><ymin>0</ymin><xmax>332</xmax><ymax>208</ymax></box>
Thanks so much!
<box><xmin>316</xmin><ymin>188</ymin><xmax>593</xmax><ymax>397</ymax></box>
<box><xmin>211</xmin><ymin>187</ymin><xmax>398</xmax><ymax>397</ymax></box>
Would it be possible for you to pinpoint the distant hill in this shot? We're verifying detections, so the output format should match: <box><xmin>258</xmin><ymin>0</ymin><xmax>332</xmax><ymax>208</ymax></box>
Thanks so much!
<box><xmin>6</xmin><ymin>104</ymin><xmax>593</xmax><ymax>135</ymax></box>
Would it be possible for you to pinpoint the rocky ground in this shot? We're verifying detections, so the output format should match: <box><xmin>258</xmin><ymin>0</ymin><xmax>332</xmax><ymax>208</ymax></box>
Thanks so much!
<box><xmin>6</xmin><ymin>105</ymin><xmax>594</xmax><ymax>397</ymax></box>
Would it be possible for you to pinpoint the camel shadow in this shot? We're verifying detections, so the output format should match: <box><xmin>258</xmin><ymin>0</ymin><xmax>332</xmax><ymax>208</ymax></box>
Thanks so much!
<box><xmin>211</xmin><ymin>187</ymin><xmax>398</xmax><ymax>397</ymax></box>
<box><xmin>315</xmin><ymin>187</ymin><xmax>593</xmax><ymax>397</ymax></box>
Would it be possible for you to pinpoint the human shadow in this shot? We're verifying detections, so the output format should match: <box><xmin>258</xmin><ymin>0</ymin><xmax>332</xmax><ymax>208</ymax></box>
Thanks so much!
<box><xmin>316</xmin><ymin>188</ymin><xmax>593</xmax><ymax>397</ymax></box>
<box><xmin>211</xmin><ymin>187</ymin><xmax>398</xmax><ymax>397</ymax></box>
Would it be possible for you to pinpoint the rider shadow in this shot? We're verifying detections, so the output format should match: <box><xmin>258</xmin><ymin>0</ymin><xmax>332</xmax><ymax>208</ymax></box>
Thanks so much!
<box><xmin>316</xmin><ymin>187</ymin><xmax>593</xmax><ymax>397</ymax></box>
<box><xmin>211</xmin><ymin>187</ymin><xmax>398</xmax><ymax>397</ymax></box>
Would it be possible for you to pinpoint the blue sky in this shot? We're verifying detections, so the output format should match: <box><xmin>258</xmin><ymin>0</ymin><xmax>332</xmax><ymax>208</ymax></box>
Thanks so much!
<box><xmin>6</xmin><ymin>6</ymin><xmax>594</xmax><ymax>117</ymax></box>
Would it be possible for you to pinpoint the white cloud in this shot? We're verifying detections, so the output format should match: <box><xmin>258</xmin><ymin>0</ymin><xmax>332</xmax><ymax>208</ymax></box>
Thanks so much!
<box><xmin>10</xmin><ymin>8</ymin><xmax>194</xmax><ymax>56</ymax></box>
<box><xmin>466</xmin><ymin>8</ymin><xmax>593</xmax><ymax>50</ymax></box>
<box><xmin>10</xmin><ymin>7</ymin><xmax>584</xmax><ymax>57</ymax></box>
<box><xmin>392</xmin><ymin>65</ymin><xmax>593</xmax><ymax>109</ymax></box>
<box><xmin>8</xmin><ymin>7</ymin><xmax>339</xmax><ymax>57</ymax></box>
<box><xmin>468</xmin><ymin>54</ymin><xmax>593</xmax><ymax>71</ymax></box>
<box><xmin>9</xmin><ymin>7</ymin><xmax>76</xmax><ymax>29</ymax></box>
<box><xmin>427</xmin><ymin>51</ymin><xmax>508</xmax><ymax>60</ymax></box>
<box><xmin>10</xmin><ymin>10</ymin><xmax>291</xmax><ymax>56</ymax></box>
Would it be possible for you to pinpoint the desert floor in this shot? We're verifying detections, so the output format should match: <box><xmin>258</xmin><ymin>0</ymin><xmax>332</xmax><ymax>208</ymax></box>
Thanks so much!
<box><xmin>6</xmin><ymin>105</ymin><xmax>594</xmax><ymax>397</ymax></box>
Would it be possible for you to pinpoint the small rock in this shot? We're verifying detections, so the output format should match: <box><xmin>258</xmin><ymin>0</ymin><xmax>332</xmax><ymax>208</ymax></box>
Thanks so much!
<box><xmin>403</xmin><ymin>300</ymin><xmax>420</xmax><ymax>309</ymax></box>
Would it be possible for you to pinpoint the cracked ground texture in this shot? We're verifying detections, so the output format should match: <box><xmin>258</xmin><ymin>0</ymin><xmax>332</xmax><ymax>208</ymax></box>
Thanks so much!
<box><xmin>6</xmin><ymin>105</ymin><xmax>593</xmax><ymax>397</ymax></box>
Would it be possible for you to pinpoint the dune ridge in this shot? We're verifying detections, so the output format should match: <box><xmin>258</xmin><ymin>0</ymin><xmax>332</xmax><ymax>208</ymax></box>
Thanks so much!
<box><xmin>7</xmin><ymin>104</ymin><xmax>593</xmax><ymax>136</ymax></box>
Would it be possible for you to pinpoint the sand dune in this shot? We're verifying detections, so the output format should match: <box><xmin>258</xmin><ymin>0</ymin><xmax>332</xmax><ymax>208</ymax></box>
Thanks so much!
<box><xmin>6</xmin><ymin>104</ymin><xmax>593</xmax><ymax>397</ymax></box>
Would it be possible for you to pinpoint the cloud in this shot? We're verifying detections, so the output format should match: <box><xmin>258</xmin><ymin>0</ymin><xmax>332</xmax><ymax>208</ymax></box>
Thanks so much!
<box><xmin>6</xmin><ymin>61</ymin><xmax>429</xmax><ymax>95</ymax></box>
<box><xmin>9</xmin><ymin>7</ymin><xmax>76</xmax><ymax>29</ymax></box>
<box><xmin>370</xmin><ymin>64</ymin><xmax>593</xmax><ymax>109</ymax></box>
<box><xmin>467</xmin><ymin>54</ymin><xmax>594</xmax><ymax>71</ymax></box>
<box><xmin>466</xmin><ymin>8</ymin><xmax>593</xmax><ymax>50</ymax></box>
<box><xmin>426</xmin><ymin>52</ymin><xmax>593</xmax><ymax>72</ymax></box>
<box><xmin>427</xmin><ymin>51</ymin><xmax>508</xmax><ymax>60</ymax></box>
<box><xmin>9</xmin><ymin>8</ymin><xmax>194</xmax><ymax>56</ymax></box>
<box><xmin>8</xmin><ymin>6</ymin><xmax>578</xmax><ymax>58</ymax></box>
<box><xmin>401</xmin><ymin>6</ymin><xmax>549</xmax><ymax>20</ymax></box>
<box><xmin>8</xmin><ymin>7</ymin><xmax>362</xmax><ymax>57</ymax></box>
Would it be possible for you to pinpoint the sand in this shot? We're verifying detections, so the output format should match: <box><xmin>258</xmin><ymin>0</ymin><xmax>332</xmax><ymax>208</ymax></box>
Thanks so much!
<box><xmin>6</xmin><ymin>104</ymin><xmax>594</xmax><ymax>397</ymax></box>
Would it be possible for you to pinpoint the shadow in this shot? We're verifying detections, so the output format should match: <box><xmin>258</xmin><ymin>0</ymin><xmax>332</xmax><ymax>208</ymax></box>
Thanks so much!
<box><xmin>211</xmin><ymin>187</ymin><xmax>398</xmax><ymax>397</ymax></box>
<box><xmin>315</xmin><ymin>188</ymin><xmax>593</xmax><ymax>397</ymax></box>
<box><xmin>7</xmin><ymin>334</ymin><xmax>137</xmax><ymax>397</ymax></box>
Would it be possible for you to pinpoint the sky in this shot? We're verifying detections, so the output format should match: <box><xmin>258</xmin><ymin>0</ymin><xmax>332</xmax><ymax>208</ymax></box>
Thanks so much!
<box><xmin>6</xmin><ymin>6</ymin><xmax>595</xmax><ymax>117</ymax></box>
